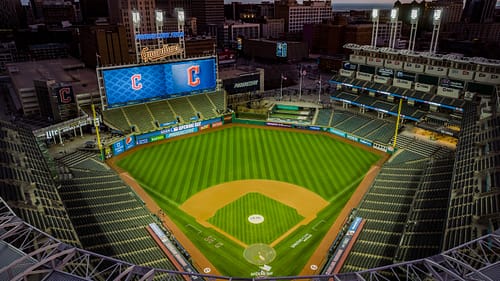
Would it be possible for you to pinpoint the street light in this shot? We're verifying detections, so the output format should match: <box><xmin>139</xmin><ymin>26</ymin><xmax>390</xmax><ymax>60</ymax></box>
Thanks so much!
<box><xmin>408</xmin><ymin>8</ymin><xmax>419</xmax><ymax>51</ymax></box>
<box><xmin>429</xmin><ymin>9</ymin><xmax>442</xmax><ymax>53</ymax></box>
<box><xmin>389</xmin><ymin>8</ymin><xmax>398</xmax><ymax>49</ymax></box>
<box><xmin>371</xmin><ymin>9</ymin><xmax>379</xmax><ymax>47</ymax></box>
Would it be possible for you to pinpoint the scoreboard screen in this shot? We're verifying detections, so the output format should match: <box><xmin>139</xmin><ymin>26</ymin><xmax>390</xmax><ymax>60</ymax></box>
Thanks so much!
<box><xmin>102</xmin><ymin>58</ymin><xmax>217</xmax><ymax>108</ymax></box>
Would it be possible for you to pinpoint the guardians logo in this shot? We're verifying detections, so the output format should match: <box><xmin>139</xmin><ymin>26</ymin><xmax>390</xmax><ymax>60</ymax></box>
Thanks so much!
<box><xmin>141</xmin><ymin>44</ymin><xmax>182</xmax><ymax>63</ymax></box>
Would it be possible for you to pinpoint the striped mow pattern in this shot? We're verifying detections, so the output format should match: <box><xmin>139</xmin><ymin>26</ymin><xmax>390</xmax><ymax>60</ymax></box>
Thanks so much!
<box><xmin>117</xmin><ymin>127</ymin><xmax>380</xmax><ymax>203</ymax></box>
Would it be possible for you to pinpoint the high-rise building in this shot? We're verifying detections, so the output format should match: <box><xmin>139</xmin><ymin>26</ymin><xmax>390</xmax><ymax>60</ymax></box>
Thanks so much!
<box><xmin>462</xmin><ymin>0</ymin><xmax>496</xmax><ymax>23</ymax></box>
<box><xmin>108</xmin><ymin>0</ymin><xmax>157</xmax><ymax>53</ymax></box>
<box><xmin>191</xmin><ymin>0</ymin><xmax>224</xmax><ymax>42</ymax></box>
<box><xmin>79</xmin><ymin>23</ymin><xmax>132</xmax><ymax>68</ymax></box>
<box><xmin>275</xmin><ymin>0</ymin><xmax>333</xmax><ymax>34</ymax></box>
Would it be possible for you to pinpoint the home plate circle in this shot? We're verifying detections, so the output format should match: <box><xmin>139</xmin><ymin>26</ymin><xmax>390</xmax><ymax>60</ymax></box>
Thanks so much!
<box><xmin>248</xmin><ymin>214</ymin><xmax>264</xmax><ymax>224</ymax></box>
<box><xmin>243</xmin><ymin>244</ymin><xmax>276</xmax><ymax>265</ymax></box>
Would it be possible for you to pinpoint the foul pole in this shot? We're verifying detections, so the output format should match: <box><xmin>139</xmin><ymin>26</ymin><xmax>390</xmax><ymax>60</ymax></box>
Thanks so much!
<box><xmin>92</xmin><ymin>104</ymin><xmax>104</xmax><ymax>160</ymax></box>
<box><xmin>393</xmin><ymin>98</ymin><xmax>403</xmax><ymax>148</ymax></box>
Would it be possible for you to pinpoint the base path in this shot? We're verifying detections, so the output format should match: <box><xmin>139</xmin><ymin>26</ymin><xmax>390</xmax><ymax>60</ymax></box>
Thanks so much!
<box><xmin>181</xmin><ymin>179</ymin><xmax>329</xmax><ymax>247</ymax></box>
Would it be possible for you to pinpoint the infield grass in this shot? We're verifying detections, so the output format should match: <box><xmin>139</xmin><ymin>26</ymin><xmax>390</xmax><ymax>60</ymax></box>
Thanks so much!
<box><xmin>117</xmin><ymin>126</ymin><xmax>381</xmax><ymax>276</ymax></box>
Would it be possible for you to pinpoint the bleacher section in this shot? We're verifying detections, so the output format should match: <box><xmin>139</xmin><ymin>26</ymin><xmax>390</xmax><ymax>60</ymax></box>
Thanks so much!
<box><xmin>146</xmin><ymin>101</ymin><xmax>177</xmax><ymax>126</ymax></box>
<box><xmin>188</xmin><ymin>94</ymin><xmax>217</xmax><ymax>119</ymax></box>
<box><xmin>443</xmin><ymin>103</ymin><xmax>500</xmax><ymax>250</ymax></box>
<box><xmin>167</xmin><ymin>97</ymin><xmax>198</xmax><ymax>123</ymax></box>
<box><xmin>330</xmin><ymin>75</ymin><xmax>466</xmax><ymax>111</ymax></box>
<box><xmin>316</xmin><ymin>109</ymin><xmax>334</xmax><ymax>127</ymax></box>
<box><xmin>331</xmin><ymin>91</ymin><xmax>426</xmax><ymax>121</ymax></box>
<box><xmin>102</xmin><ymin>108</ymin><xmax>131</xmax><ymax>133</ymax></box>
<box><xmin>206</xmin><ymin>90</ymin><xmax>226</xmax><ymax>112</ymax></box>
<box><xmin>57</xmin><ymin>151</ymin><xmax>178</xmax><ymax>269</ymax></box>
<box><xmin>340</xmin><ymin>137</ymin><xmax>456</xmax><ymax>272</ymax></box>
<box><xmin>102</xmin><ymin>92</ymin><xmax>225</xmax><ymax>132</ymax></box>
<box><xmin>122</xmin><ymin>104</ymin><xmax>157</xmax><ymax>133</ymax></box>
<box><xmin>340</xmin><ymin>153</ymin><xmax>429</xmax><ymax>272</ymax></box>
<box><xmin>0</xmin><ymin>120</ymin><xmax>81</xmax><ymax>246</ymax></box>
<box><xmin>395</xmin><ymin>157</ymin><xmax>455</xmax><ymax>261</ymax></box>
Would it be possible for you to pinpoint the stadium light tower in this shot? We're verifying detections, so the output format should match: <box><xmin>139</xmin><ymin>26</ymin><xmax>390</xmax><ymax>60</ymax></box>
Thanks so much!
<box><xmin>408</xmin><ymin>8</ymin><xmax>419</xmax><ymax>51</ymax></box>
<box><xmin>132</xmin><ymin>9</ymin><xmax>141</xmax><ymax>63</ymax></box>
<box><xmin>155</xmin><ymin>10</ymin><xmax>164</xmax><ymax>49</ymax></box>
<box><xmin>176</xmin><ymin>8</ymin><xmax>186</xmax><ymax>58</ymax></box>
<box><xmin>429</xmin><ymin>9</ymin><xmax>442</xmax><ymax>53</ymax></box>
<box><xmin>389</xmin><ymin>8</ymin><xmax>398</xmax><ymax>49</ymax></box>
<box><xmin>371</xmin><ymin>9</ymin><xmax>380</xmax><ymax>47</ymax></box>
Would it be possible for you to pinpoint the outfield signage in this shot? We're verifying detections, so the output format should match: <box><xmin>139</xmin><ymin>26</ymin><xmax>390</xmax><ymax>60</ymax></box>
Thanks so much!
<box><xmin>223</xmin><ymin>73</ymin><xmax>260</xmax><ymax>94</ymax></box>
<box><xmin>112</xmin><ymin>139</ymin><xmax>125</xmax><ymax>155</ymax></box>
<box><xmin>359</xmin><ymin>138</ymin><xmax>372</xmax><ymax>147</ymax></box>
<box><xmin>160</xmin><ymin>120</ymin><xmax>178</xmax><ymax>127</ymax></box>
<box><xmin>131</xmin><ymin>118</ymin><xmax>222</xmax><ymax>149</ymax></box>
<box><xmin>124</xmin><ymin>135</ymin><xmax>136</xmax><ymax>150</ymax></box>
<box><xmin>330</xmin><ymin>128</ymin><xmax>346</xmax><ymax>137</ymax></box>
<box><xmin>102</xmin><ymin>58</ymin><xmax>217</xmax><ymax>108</ymax></box>
<box><xmin>136</xmin><ymin>32</ymin><xmax>184</xmax><ymax>40</ymax></box>
<box><xmin>323</xmin><ymin>217</ymin><xmax>365</xmax><ymax>275</ymax></box>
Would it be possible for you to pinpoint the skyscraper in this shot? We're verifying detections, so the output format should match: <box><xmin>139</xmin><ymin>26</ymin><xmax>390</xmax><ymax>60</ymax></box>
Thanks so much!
<box><xmin>191</xmin><ymin>0</ymin><xmax>224</xmax><ymax>36</ymax></box>
<box><xmin>462</xmin><ymin>0</ymin><xmax>496</xmax><ymax>23</ymax></box>
<box><xmin>108</xmin><ymin>0</ymin><xmax>157</xmax><ymax>52</ymax></box>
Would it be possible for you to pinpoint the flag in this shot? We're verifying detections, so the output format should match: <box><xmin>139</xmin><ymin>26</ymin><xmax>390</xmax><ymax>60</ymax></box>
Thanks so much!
<box><xmin>281</xmin><ymin>74</ymin><xmax>287</xmax><ymax>80</ymax></box>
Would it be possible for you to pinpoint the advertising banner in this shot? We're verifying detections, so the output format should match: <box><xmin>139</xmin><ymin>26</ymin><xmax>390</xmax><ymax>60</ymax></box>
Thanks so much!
<box><xmin>112</xmin><ymin>139</ymin><xmax>125</xmax><ymax>155</ymax></box>
<box><xmin>124</xmin><ymin>135</ymin><xmax>136</xmax><ymax>150</ymax></box>
<box><xmin>223</xmin><ymin>73</ymin><xmax>260</xmax><ymax>94</ymax></box>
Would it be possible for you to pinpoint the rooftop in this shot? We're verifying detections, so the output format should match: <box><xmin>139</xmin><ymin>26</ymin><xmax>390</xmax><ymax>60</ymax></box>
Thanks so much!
<box><xmin>6</xmin><ymin>58</ymin><xmax>98</xmax><ymax>93</ymax></box>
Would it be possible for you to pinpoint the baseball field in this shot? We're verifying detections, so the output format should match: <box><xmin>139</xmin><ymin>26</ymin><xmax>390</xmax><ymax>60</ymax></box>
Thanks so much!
<box><xmin>115</xmin><ymin>125</ymin><xmax>382</xmax><ymax>277</ymax></box>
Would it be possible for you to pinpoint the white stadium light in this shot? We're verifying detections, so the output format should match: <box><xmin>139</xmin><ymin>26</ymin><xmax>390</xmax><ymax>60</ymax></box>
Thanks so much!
<box><xmin>132</xmin><ymin>10</ymin><xmax>140</xmax><ymax>25</ymax></box>
<box><xmin>372</xmin><ymin>9</ymin><xmax>379</xmax><ymax>20</ymax></box>
<box><xmin>411</xmin><ymin>8</ymin><xmax>419</xmax><ymax>21</ymax></box>
<box><xmin>391</xmin><ymin>8</ymin><xmax>398</xmax><ymax>21</ymax></box>
<box><xmin>156</xmin><ymin>10</ymin><xmax>163</xmax><ymax>23</ymax></box>
<box><xmin>434</xmin><ymin>9</ymin><xmax>442</xmax><ymax>22</ymax></box>
<box><xmin>178</xmin><ymin>10</ymin><xmax>185</xmax><ymax>22</ymax></box>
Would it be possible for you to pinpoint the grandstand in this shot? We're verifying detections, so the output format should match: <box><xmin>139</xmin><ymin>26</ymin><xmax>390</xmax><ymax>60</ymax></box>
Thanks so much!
<box><xmin>102</xmin><ymin>91</ymin><xmax>226</xmax><ymax>133</ymax></box>
<box><xmin>0</xmin><ymin>120</ymin><xmax>81</xmax><ymax>246</ymax></box>
<box><xmin>56</xmin><ymin>151</ymin><xmax>179</xmax><ymax>269</ymax></box>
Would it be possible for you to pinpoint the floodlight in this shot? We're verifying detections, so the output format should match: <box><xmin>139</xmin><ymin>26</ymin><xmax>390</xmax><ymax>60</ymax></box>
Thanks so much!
<box><xmin>177</xmin><ymin>10</ymin><xmax>185</xmax><ymax>22</ymax></box>
<box><xmin>411</xmin><ymin>8</ymin><xmax>418</xmax><ymax>20</ymax></box>
<box><xmin>391</xmin><ymin>8</ymin><xmax>398</xmax><ymax>21</ymax></box>
<box><xmin>433</xmin><ymin>9</ymin><xmax>442</xmax><ymax>22</ymax></box>
<box><xmin>372</xmin><ymin>9</ymin><xmax>379</xmax><ymax>20</ymax></box>
<box><xmin>155</xmin><ymin>10</ymin><xmax>163</xmax><ymax>23</ymax></box>
<box><xmin>132</xmin><ymin>10</ymin><xmax>140</xmax><ymax>25</ymax></box>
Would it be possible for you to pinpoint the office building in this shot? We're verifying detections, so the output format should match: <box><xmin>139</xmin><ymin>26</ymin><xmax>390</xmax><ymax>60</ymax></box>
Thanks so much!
<box><xmin>275</xmin><ymin>0</ymin><xmax>333</xmax><ymax>34</ymax></box>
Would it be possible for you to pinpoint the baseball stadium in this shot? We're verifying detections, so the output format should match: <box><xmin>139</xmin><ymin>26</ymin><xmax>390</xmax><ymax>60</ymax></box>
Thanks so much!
<box><xmin>1</xmin><ymin>39</ymin><xmax>500</xmax><ymax>280</ymax></box>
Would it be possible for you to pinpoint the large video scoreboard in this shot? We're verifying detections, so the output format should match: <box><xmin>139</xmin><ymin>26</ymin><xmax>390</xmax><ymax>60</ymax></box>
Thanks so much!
<box><xmin>102</xmin><ymin>57</ymin><xmax>217</xmax><ymax>108</ymax></box>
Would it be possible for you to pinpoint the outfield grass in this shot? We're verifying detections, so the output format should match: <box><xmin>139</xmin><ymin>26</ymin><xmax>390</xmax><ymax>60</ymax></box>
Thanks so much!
<box><xmin>117</xmin><ymin>126</ymin><xmax>380</xmax><ymax>276</ymax></box>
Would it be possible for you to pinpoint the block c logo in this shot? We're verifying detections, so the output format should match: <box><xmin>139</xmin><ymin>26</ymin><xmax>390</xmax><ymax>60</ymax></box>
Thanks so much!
<box><xmin>58</xmin><ymin>87</ymin><xmax>72</xmax><ymax>104</ymax></box>
<box><xmin>131</xmin><ymin>74</ymin><xmax>142</xmax><ymax>90</ymax></box>
<box><xmin>187</xmin><ymin>65</ymin><xmax>200</xmax><ymax>87</ymax></box>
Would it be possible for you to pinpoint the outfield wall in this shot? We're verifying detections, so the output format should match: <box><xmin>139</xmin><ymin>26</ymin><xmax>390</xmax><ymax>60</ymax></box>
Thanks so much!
<box><xmin>232</xmin><ymin>118</ymin><xmax>394</xmax><ymax>153</ymax></box>
<box><xmin>108</xmin><ymin>114</ymin><xmax>394</xmax><ymax>158</ymax></box>
<box><xmin>110</xmin><ymin>117</ymin><xmax>223</xmax><ymax>156</ymax></box>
